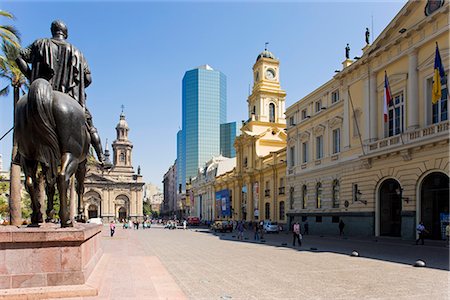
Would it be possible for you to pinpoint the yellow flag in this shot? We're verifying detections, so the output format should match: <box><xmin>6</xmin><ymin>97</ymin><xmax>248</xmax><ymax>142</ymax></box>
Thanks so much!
<box><xmin>432</xmin><ymin>68</ymin><xmax>442</xmax><ymax>104</ymax></box>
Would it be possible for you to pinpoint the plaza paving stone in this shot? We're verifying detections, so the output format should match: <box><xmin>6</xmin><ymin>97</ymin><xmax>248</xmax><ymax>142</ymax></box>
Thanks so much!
<box><xmin>65</xmin><ymin>225</ymin><xmax>449</xmax><ymax>300</ymax></box>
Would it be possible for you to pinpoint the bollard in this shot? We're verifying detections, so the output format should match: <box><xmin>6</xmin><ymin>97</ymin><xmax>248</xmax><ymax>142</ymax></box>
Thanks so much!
<box><xmin>351</xmin><ymin>250</ymin><xmax>359</xmax><ymax>257</ymax></box>
<box><xmin>414</xmin><ymin>259</ymin><xmax>426</xmax><ymax>267</ymax></box>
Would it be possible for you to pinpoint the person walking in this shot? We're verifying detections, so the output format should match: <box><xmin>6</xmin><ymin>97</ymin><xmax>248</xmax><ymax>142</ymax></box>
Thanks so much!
<box><xmin>339</xmin><ymin>219</ymin><xmax>345</xmax><ymax>236</ymax></box>
<box><xmin>293</xmin><ymin>221</ymin><xmax>302</xmax><ymax>246</ymax></box>
<box><xmin>254</xmin><ymin>222</ymin><xmax>260</xmax><ymax>241</ymax></box>
<box><xmin>446</xmin><ymin>223</ymin><xmax>450</xmax><ymax>246</ymax></box>
<box><xmin>416</xmin><ymin>221</ymin><xmax>427</xmax><ymax>245</ymax></box>
<box><xmin>304</xmin><ymin>220</ymin><xmax>309</xmax><ymax>235</ymax></box>
<box><xmin>109</xmin><ymin>221</ymin><xmax>116</xmax><ymax>237</ymax></box>
<box><xmin>183</xmin><ymin>219</ymin><xmax>187</xmax><ymax>230</ymax></box>
<box><xmin>237</xmin><ymin>221</ymin><xmax>244</xmax><ymax>241</ymax></box>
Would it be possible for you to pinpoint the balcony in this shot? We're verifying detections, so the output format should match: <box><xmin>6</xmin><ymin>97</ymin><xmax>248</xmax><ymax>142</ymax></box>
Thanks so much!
<box><xmin>366</xmin><ymin>121</ymin><xmax>449</xmax><ymax>155</ymax></box>
<box><xmin>264</xmin><ymin>189</ymin><xmax>271</xmax><ymax>197</ymax></box>
<box><xmin>278</xmin><ymin>187</ymin><xmax>285</xmax><ymax>195</ymax></box>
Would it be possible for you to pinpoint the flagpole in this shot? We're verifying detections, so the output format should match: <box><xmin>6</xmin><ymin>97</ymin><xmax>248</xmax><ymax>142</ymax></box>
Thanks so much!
<box><xmin>348</xmin><ymin>89</ymin><xmax>366</xmax><ymax>156</ymax></box>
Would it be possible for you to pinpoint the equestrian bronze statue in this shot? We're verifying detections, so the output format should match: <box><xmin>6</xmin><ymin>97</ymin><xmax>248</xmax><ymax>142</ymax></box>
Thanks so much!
<box><xmin>15</xmin><ymin>20</ymin><xmax>104</xmax><ymax>227</ymax></box>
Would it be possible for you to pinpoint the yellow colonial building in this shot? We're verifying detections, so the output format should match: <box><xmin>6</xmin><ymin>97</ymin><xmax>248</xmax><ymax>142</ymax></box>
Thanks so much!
<box><xmin>286</xmin><ymin>0</ymin><xmax>449</xmax><ymax>240</ymax></box>
<box><xmin>211</xmin><ymin>49</ymin><xmax>288</xmax><ymax>225</ymax></box>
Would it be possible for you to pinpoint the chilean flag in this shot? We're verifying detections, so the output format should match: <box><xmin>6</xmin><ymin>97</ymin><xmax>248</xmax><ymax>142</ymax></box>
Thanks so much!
<box><xmin>383</xmin><ymin>71</ymin><xmax>392</xmax><ymax>123</ymax></box>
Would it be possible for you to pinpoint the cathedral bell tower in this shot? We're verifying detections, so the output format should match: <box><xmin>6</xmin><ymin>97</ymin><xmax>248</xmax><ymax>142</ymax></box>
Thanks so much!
<box><xmin>247</xmin><ymin>46</ymin><xmax>286</xmax><ymax>125</ymax></box>
<box><xmin>112</xmin><ymin>111</ymin><xmax>134</xmax><ymax>173</ymax></box>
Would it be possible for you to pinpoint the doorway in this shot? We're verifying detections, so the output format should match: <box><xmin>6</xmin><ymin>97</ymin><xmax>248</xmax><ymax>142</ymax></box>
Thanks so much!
<box><xmin>379</xmin><ymin>179</ymin><xmax>402</xmax><ymax>237</ymax></box>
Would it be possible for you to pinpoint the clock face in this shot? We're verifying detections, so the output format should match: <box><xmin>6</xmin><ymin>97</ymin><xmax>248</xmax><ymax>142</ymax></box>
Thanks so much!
<box><xmin>265</xmin><ymin>69</ymin><xmax>275</xmax><ymax>80</ymax></box>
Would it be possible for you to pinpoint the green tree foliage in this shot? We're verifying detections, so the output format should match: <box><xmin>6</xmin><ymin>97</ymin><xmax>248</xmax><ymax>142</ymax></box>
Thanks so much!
<box><xmin>143</xmin><ymin>201</ymin><xmax>152</xmax><ymax>217</ymax></box>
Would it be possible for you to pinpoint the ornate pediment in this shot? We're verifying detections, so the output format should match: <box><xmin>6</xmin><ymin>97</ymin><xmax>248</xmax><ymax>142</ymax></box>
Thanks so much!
<box><xmin>313</xmin><ymin>124</ymin><xmax>325</xmax><ymax>136</ymax></box>
<box><xmin>329</xmin><ymin>116</ymin><xmax>343</xmax><ymax>129</ymax></box>
<box><xmin>299</xmin><ymin>130</ymin><xmax>310</xmax><ymax>141</ymax></box>
<box><xmin>85</xmin><ymin>173</ymin><xmax>115</xmax><ymax>183</ymax></box>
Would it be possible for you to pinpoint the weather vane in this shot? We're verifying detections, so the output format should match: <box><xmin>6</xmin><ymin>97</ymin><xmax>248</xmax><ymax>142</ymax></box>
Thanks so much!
<box><xmin>265</xmin><ymin>42</ymin><xmax>269</xmax><ymax>51</ymax></box>
<box><xmin>121</xmin><ymin>104</ymin><xmax>125</xmax><ymax>114</ymax></box>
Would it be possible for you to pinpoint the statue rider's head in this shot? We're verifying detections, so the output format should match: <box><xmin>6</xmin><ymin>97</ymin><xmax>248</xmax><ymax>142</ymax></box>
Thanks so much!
<box><xmin>51</xmin><ymin>20</ymin><xmax>68</xmax><ymax>39</ymax></box>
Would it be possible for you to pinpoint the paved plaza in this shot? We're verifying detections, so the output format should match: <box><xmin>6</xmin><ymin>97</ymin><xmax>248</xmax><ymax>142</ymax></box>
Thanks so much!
<box><xmin>61</xmin><ymin>225</ymin><xmax>450</xmax><ymax>300</ymax></box>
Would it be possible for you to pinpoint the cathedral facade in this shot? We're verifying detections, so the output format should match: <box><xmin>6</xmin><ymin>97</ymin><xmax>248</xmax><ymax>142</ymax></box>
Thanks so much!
<box><xmin>83</xmin><ymin>113</ymin><xmax>144</xmax><ymax>223</ymax></box>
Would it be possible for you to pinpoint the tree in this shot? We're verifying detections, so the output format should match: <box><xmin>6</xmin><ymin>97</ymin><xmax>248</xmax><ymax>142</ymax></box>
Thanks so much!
<box><xmin>0</xmin><ymin>11</ymin><xmax>24</xmax><ymax>225</ymax></box>
<box><xmin>0</xmin><ymin>10</ymin><xmax>20</xmax><ymax>48</ymax></box>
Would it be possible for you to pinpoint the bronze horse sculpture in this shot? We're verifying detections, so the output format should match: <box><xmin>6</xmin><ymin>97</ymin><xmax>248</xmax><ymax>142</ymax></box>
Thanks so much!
<box><xmin>15</xmin><ymin>78</ymin><xmax>90</xmax><ymax>227</ymax></box>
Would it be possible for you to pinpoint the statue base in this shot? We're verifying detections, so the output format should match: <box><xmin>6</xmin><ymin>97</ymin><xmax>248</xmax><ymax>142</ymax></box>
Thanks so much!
<box><xmin>342</xmin><ymin>58</ymin><xmax>354</xmax><ymax>68</ymax></box>
<box><xmin>0</xmin><ymin>223</ymin><xmax>102</xmax><ymax>295</ymax></box>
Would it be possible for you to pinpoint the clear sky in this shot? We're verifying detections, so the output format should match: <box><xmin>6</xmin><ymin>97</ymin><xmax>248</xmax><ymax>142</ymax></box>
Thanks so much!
<box><xmin>0</xmin><ymin>0</ymin><xmax>407</xmax><ymax>188</ymax></box>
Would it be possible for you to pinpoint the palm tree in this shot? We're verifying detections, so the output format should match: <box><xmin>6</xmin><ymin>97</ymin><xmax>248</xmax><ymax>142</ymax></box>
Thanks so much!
<box><xmin>0</xmin><ymin>10</ymin><xmax>20</xmax><ymax>48</ymax></box>
<box><xmin>0</xmin><ymin>10</ymin><xmax>23</xmax><ymax>225</ymax></box>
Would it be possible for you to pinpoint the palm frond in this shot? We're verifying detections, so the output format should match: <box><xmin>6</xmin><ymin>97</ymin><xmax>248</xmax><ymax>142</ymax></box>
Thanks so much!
<box><xmin>0</xmin><ymin>85</ymin><xmax>10</xmax><ymax>97</ymax></box>
<box><xmin>0</xmin><ymin>25</ymin><xmax>20</xmax><ymax>42</ymax></box>
<box><xmin>0</xmin><ymin>10</ymin><xmax>15</xmax><ymax>19</ymax></box>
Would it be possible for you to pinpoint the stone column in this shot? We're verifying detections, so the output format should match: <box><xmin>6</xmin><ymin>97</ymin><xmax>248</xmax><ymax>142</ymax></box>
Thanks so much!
<box><xmin>343</xmin><ymin>86</ymin><xmax>350</xmax><ymax>149</ymax></box>
<box><xmin>407</xmin><ymin>49</ymin><xmax>419</xmax><ymax>130</ymax></box>
<box><xmin>369</xmin><ymin>72</ymin><xmax>378</xmax><ymax>141</ymax></box>
<box><xmin>363</xmin><ymin>75</ymin><xmax>370</xmax><ymax>142</ymax></box>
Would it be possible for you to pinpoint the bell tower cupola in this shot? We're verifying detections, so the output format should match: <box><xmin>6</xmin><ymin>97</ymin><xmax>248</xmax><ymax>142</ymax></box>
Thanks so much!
<box><xmin>248</xmin><ymin>44</ymin><xmax>286</xmax><ymax>125</ymax></box>
<box><xmin>112</xmin><ymin>110</ymin><xmax>134</xmax><ymax>173</ymax></box>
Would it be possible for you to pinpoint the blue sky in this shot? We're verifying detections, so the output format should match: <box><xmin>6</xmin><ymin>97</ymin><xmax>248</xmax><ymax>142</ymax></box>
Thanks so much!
<box><xmin>0</xmin><ymin>0</ymin><xmax>407</xmax><ymax>188</ymax></box>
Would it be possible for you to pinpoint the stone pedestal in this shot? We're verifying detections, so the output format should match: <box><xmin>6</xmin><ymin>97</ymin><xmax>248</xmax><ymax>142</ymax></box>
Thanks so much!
<box><xmin>0</xmin><ymin>223</ymin><xmax>102</xmax><ymax>290</ymax></box>
<box><xmin>342</xmin><ymin>59</ymin><xmax>353</xmax><ymax>69</ymax></box>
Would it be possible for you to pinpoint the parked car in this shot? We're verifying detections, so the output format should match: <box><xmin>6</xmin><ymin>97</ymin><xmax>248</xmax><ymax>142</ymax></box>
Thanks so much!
<box><xmin>263</xmin><ymin>220</ymin><xmax>279</xmax><ymax>233</ymax></box>
<box><xmin>187</xmin><ymin>216</ymin><xmax>200</xmax><ymax>226</ymax></box>
<box><xmin>211</xmin><ymin>220</ymin><xmax>233</xmax><ymax>233</ymax></box>
<box><xmin>87</xmin><ymin>217</ymin><xmax>103</xmax><ymax>225</ymax></box>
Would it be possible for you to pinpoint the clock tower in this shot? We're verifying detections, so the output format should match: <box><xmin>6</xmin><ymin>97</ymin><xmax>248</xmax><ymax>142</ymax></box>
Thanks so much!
<box><xmin>247</xmin><ymin>47</ymin><xmax>286</xmax><ymax>125</ymax></box>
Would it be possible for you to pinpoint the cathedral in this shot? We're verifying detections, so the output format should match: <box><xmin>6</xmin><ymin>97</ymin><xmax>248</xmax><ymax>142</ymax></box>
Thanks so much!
<box><xmin>83</xmin><ymin>112</ymin><xmax>144</xmax><ymax>222</ymax></box>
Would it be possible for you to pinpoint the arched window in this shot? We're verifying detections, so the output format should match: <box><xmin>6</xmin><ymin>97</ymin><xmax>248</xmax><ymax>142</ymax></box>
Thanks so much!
<box><xmin>265</xmin><ymin>203</ymin><xmax>270</xmax><ymax>220</ymax></box>
<box><xmin>316</xmin><ymin>182</ymin><xmax>322</xmax><ymax>208</ymax></box>
<box><xmin>120</xmin><ymin>152</ymin><xmax>125</xmax><ymax>162</ymax></box>
<box><xmin>269</xmin><ymin>103</ymin><xmax>275</xmax><ymax>123</ymax></box>
<box><xmin>302</xmin><ymin>185</ymin><xmax>307</xmax><ymax>209</ymax></box>
<box><xmin>252</xmin><ymin>106</ymin><xmax>256</xmax><ymax>115</ymax></box>
<box><xmin>289</xmin><ymin>187</ymin><xmax>294</xmax><ymax>209</ymax></box>
<box><xmin>332</xmin><ymin>180</ymin><xmax>340</xmax><ymax>208</ymax></box>
<box><xmin>279</xmin><ymin>201</ymin><xmax>285</xmax><ymax>220</ymax></box>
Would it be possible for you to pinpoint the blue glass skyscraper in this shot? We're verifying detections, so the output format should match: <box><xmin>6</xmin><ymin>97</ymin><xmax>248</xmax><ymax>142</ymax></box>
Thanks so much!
<box><xmin>220</xmin><ymin>122</ymin><xmax>240</xmax><ymax>158</ymax></box>
<box><xmin>180</xmin><ymin>65</ymin><xmax>226</xmax><ymax>189</ymax></box>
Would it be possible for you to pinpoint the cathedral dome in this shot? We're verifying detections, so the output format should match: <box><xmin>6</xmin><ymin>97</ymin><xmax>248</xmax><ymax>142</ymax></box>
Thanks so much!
<box><xmin>116</xmin><ymin>112</ymin><xmax>129</xmax><ymax>130</ymax></box>
<box><xmin>256</xmin><ymin>50</ymin><xmax>275</xmax><ymax>61</ymax></box>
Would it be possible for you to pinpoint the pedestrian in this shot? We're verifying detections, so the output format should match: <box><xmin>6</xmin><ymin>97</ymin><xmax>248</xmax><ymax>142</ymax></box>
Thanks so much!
<box><xmin>446</xmin><ymin>224</ymin><xmax>450</xmax><ymax>246</ymax></box>
<box><xmin>259</xmin><ymin>221</ymin><xmax>265</xmax><ymax>239</ymax></box>
<box><xmin>128</xmin><ymin>219</ymin><xmax>132</xmax><ymax>229</ymax></box>
<box><xmin>304</xmin><ymin>220</ymin><xmax>309</xmax><ymax>235</ymax></box>
<box><xmin>293</xmin><ymin>221</ymin><xmax>301</xmax><ymax>246</ymax></box>
<box><xmin>254</xmin><ymin>222</ymin><xmax>260</xmax><ymax>241</ymax></box>
<box><xmin>339</xmin><ymin>219</ymin><xmax>345</xmax><ymax>236</ymax></box>
<box><xmin>110</xmin><ymin>221</ymin><xmax>116</xmax><ymax>237</ymax></box>
<box><xmin>416</xmin><ymin>221</ymin><xmax>427</xmax><ymax>245</ymax></box>
<box><xmin>183</xmin><ymin>219</ymin><xmax>187</xmax><ymax>230</ymax></box>
<box><xmin>237</xmin><ymin>220</ymin><xmax>244</xmax><ymax>241</ymax></box>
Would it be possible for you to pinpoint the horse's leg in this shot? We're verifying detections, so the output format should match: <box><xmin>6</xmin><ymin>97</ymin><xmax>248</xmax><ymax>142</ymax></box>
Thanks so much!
<box><xmin>75</xmin><ymin>160</ymin><xmax>87</xmax><ymax>222</ymax></box>
<box><xmin>57</xmin><ymin>153</ymin><xmax>79</xmax><ymax>228</ymax></box>
<box><xmin>42</xmin><ymin>166</ymin><xmax>55</xmax><ymax>222</ymax></box>
<box><xmin>22</xmin><ymin>159</ymin><xmax>41</xmax><ymax>226</ymax></box>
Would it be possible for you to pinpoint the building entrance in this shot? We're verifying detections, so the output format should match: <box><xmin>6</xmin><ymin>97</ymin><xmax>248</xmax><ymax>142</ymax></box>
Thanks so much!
<box><xmin>421</xmin><ymin>172</ymin><xmax>449</xmax><ymax>240</ymax></box>
<box><xmin>88</xmin><ymin>204</ymin><xmax>98</xmax><ymax>219</ymax></box>
<box><xmin>118</xmin><ymin>207</ymin><xmax>127</xmax><ymax>221</ymax></box>
<box><xmin>379</xmin><ymin>179</ymin><xmax>402</xmax><ymax>237</ymax></box>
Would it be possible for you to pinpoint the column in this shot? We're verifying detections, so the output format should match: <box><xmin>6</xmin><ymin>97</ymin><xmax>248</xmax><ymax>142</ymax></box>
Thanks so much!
<box><xmin>369</xmin><ymin>72</ymin><xmax>378</xmax><ymax>140</ymax></box>
<box><xmin>363</xmin><ymin>76</ymin><xmax>370</xmax><ymax>142</ymax></box>
<box><xmin>343</xmin><ymin>86</ymin><xmax>350</xmax><ymax>149</ymax></box>
<box><xmin>407</xmin><ymin>49</ymin><xmax>419</xmax><ymax>130</ymax></box>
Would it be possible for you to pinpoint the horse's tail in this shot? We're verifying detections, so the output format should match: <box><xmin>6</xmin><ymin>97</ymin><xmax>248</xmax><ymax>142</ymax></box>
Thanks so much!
<box><xmin>27</xmin><ymin>78</ymin><xmax>60</xmax><ymax>179</ymax></box>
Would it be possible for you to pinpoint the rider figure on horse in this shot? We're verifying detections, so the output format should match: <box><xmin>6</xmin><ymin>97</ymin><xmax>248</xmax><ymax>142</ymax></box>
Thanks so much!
<box><xmin>16</xmin><ymin>20</ymin><xmax>105</xmax><ymax>165</ymax></box>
